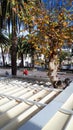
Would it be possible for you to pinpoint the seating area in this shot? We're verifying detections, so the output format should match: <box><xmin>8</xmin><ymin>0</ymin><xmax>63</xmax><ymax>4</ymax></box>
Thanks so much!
<box><xmin>0</xmin><ymin>77</ymin><xmax>62</xmax><ymax>130</ymax></box>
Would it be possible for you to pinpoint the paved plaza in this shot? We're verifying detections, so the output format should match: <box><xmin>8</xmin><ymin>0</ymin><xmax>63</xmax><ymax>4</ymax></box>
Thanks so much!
<box><xmin>0</xmin><ymin>68</ymin><xmax>73</xmax><ymax>81</ymax></box>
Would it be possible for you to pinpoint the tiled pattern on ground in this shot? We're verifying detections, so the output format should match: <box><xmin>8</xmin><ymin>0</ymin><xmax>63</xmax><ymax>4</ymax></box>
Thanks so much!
<box><xmin>0</xmin><ymin>77</ymin><xmax>62</xmax><ymax>130</ymax></box>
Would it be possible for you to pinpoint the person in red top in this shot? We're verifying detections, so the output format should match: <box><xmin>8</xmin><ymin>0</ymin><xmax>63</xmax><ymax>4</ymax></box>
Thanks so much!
<box><xmin>23</xmin><ymin>69</ymin><xmax>28</xmax><ymax>75</ymax></box>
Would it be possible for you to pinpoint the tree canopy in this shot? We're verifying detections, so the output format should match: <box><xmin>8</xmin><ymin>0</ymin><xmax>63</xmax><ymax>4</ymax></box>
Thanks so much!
<box><xmin>17</xmin><ymin>0</ymin><xmax>73</xmax><ymax>58</ymax></box>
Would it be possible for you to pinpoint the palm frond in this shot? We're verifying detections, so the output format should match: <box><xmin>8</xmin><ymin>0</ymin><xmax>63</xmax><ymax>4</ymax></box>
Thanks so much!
<box><xmin>0</xmin><ymin>31</ymin><xmax>9</xmax><ymax>45</ymax></box>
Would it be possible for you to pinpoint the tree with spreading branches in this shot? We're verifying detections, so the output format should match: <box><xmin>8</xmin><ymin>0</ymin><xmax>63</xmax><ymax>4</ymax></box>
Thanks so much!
<box><xmin>19</xmin><ymin>0</ymin><xmax>73</xmax><ymax>87</ymax></box>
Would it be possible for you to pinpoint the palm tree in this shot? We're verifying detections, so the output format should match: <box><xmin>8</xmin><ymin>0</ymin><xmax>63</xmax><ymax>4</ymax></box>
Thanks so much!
<box><xmin>0</xmin><ymin>0</ymin><xmax>9</xmax><ymax>66</ymax></box>
<box><xmin>8</xmin><ymin>0</ymin><xmax>29</xmax><ymax>75</ymax></box>
<box><xmin>0</xmin><ymin>0</ymin><xmax>27</xmax><ymax>75</ymax></box>
<box><xmin>17</xmin><ymin>36</ymin><xmax>36</xmax><ymax>68</ymax></box>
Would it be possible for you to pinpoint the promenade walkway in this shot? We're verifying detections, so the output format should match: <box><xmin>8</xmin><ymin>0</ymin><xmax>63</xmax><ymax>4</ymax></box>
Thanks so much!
<box><xmin>0</xmin><ymin>68</ymin><xmax>73</xmax><ymax>81</ymax></box>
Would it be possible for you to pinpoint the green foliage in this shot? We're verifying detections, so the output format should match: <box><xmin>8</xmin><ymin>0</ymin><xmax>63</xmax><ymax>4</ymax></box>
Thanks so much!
<box><xmin>0</xmin><ymin>31</ymin><xmax>9</xmax><ymax>45</ymax></box>
<box><xmin>17</xmin><ymin>37</ymin><xmax>36</xmax><ymax>57</ymax></box>
<box><xmin>59</xmin><ymin>50</ymin><xmax>71</xmax><ymax>63</ymax></box>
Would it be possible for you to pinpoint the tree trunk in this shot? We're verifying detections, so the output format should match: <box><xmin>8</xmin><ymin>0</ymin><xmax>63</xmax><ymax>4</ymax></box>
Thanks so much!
<box><xmin>48</xmin><ymin>54</ymin><xmax>59</xmax><ymax>87</ymax></box>
<box><xmin>31</xmin><ymin>52</ymin><xmax>34</xmax><ymax>68</ymax></box>
<box><xmin>11</xmin><ymin>11</ymin><xmax>17</xmax><ymax>76</ymax></box>
<box><xmin>1</xmin><ymin>45</ymin><xmax>5</xmax><ymax>66</ymax></box>
<box><xmin>20</xmin><ymin>53</ymin><xmax>24</xmax><ymax>67</ymax></box>
<box><xmin>11</xmin><ymin>37</ymin><xmax>17</xmax><ymax>75</ymax></box>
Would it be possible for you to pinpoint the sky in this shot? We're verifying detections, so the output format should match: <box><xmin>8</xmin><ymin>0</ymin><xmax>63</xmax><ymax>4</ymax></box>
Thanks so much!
<box><xmin>41</xmin><ymin>0</ymin><xmax>65</xmax><ymax>9</ymax></box>
<box><xmin>42</xmin><ymin>0</ymin><xmax>73</xmax><ymax>9</ymax></box>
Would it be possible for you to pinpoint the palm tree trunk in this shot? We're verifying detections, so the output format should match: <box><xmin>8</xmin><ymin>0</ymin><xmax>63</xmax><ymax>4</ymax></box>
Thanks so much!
<box><xmin>1</xmin><ymin>45</ymin><xmax>5</xmax><ymax>66</ymax></box>
<box><xmin>11</xmin><ymin>12</ymin><xmax>17</xmax><ymax>76</ymax></box>
<box><xmin>31</xmin><ymin>51</ymin><xmax>34</xmax><ymax>68</ymax></box>
<box><xmin>11</xmin><ymin>37</ymin><xmax>17</xmax><ymax>75</ymax></box>
<box><xmin>20</xmin><ymin>53</ymin><xmax>24</xmax><ymax>67</ymax></box>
